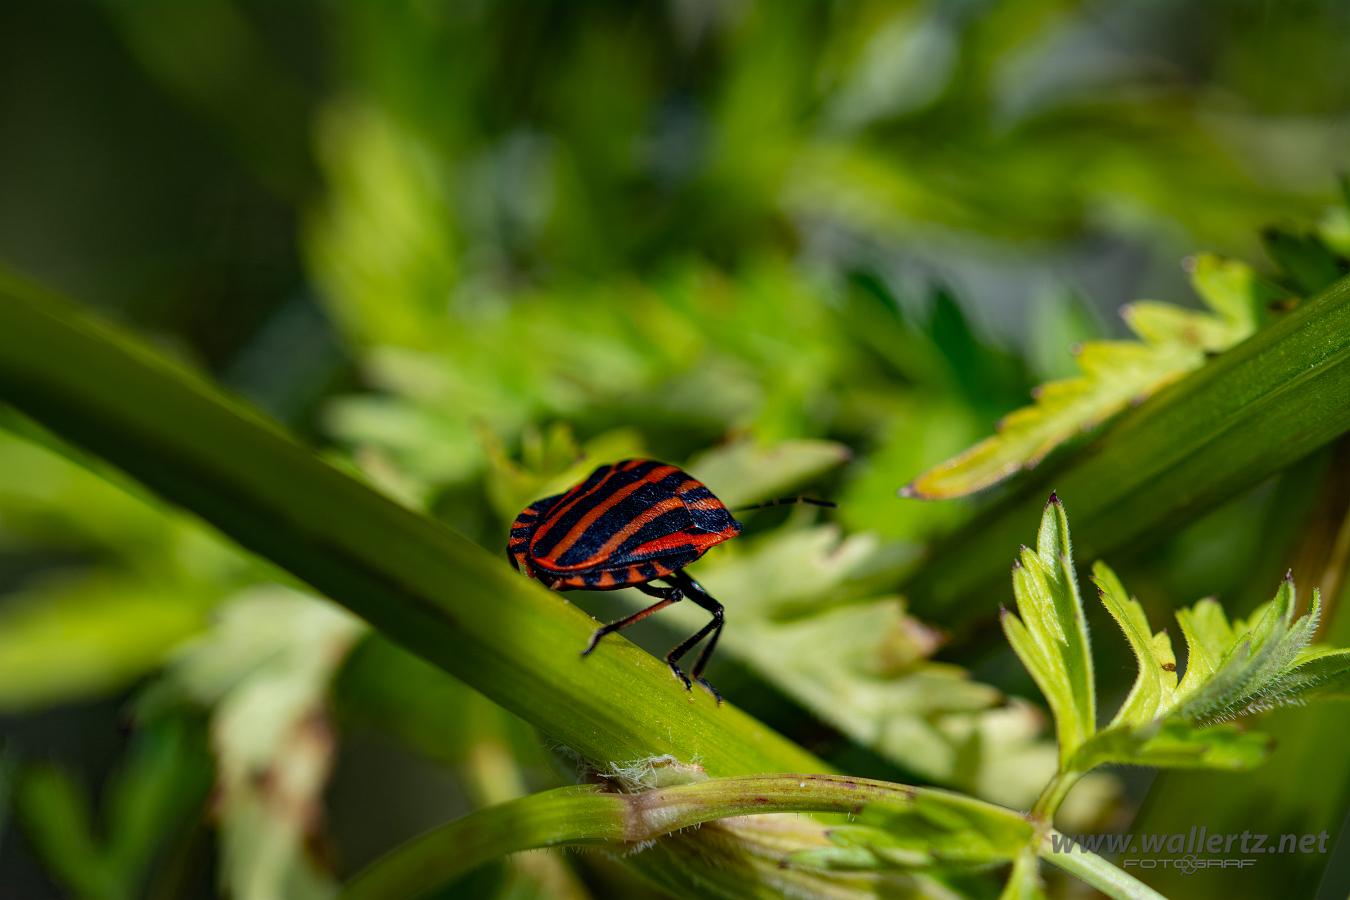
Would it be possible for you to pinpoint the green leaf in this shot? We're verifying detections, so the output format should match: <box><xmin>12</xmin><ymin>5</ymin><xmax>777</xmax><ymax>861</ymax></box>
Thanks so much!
<box><xmin>1172</xmin><ymin>578</ymin><xmax>1334</xmax><ymax>723</ymax></box>
<box><xmin>1000</xmin><ymin>499</ymin><xmax>1350</xmax><ymax>783</ymax></box>
<box><xmin>1070</xmin><ymin>719</ymin><xmax>1271</xmax><ymax>773</ymax></box>
<box><xmin>0</xmin><ymin>574</ymin><xmax>212</xmax><ymax>712</ymax></box>
<box><xmin>16</xmin><ymin>765</ymin><xmax>120</xmax><ymax>900</ymax></box>
<box><xmin>999</xmin><ymin>495</ymin><xmax>1095</xmax><ymax>764</ymax></box>
<box><xmin>903</xmin><ymin>255</ymin><xmax>1280</xmax><ymax>499</ymax></box>
<box><xmin>1277</xmin><ymin>645</ymin><xmax>1350</xmax><ymax>701</ymax></box>
<box><xmin>906</xmin><ymin>271</ymin><xmax>1350</xmax><ymax>618</ymax></box>
<box><xmin>817</xmin><ymin>791</ymin><xmax>1037</xmax><ymax>869</ymax></box>
<box><xmin>1066</xmin><ymin>566</ymin><xmax>1347</xmax><ymax>773</ymax></box>
<box><xmin>1092</xmin><ymin>562</ymin><xmax>1176</xmax><ymax>727</ymax></box>
<box><xmin>481</xmin><ymin>422</ymin><xmax>646</xmax><ymax>523</ymax></box>
<box><xmin>12</xmin><ymin>717</ymin><xmax>211</xmax><ymax>900</ymax></box>
<box><xmin>1261</xmin><ymin>226</ymin><xmax>1347</xmax><ymax>295</ymax></box>
<box><xmin>102</xmin><ymin>718</ymin><xmax>212</xmax><ymax>889</ymax></box>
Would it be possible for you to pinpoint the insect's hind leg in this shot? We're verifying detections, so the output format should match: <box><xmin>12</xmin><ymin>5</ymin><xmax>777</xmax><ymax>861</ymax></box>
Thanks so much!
<box><xmin>666</xmin><ymin>570</ymin><xmax>725</xmax><ymax>703</ymax></box>
<box><xmin>581</xmin><ymin>581</ymin><xmax>683</xmax><ymax>659</ymax></box>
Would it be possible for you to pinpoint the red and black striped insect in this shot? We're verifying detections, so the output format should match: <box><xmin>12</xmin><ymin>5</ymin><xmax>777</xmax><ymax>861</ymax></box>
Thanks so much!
<box><xmin>507</xmin><ymin>458</ymin><xmax>830</xmax><ymax>701</ymax></box>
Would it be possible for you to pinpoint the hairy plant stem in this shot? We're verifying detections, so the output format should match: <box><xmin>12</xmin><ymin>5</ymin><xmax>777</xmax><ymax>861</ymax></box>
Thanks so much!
<box><xmin>1030</xmin><ymin>769</ymin><xmax>1084</xmax><ymax>823</ymax></box>
<box><xmin>343</xmin><ymin>774</ymin><xmax>1158</xmax><ymax>900</ymax></box>
<box><xmin>1042</xmin><ymin>830</ymin><xmax>1167</xmax><ymax>900</ymax></box>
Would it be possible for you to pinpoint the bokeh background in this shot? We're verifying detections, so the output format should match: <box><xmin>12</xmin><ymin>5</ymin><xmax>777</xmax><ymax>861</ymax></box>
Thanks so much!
<box><xmin>1</xmin><ymin>1</ymin><xmax>1349</xmax><ymax>898</ymax></box>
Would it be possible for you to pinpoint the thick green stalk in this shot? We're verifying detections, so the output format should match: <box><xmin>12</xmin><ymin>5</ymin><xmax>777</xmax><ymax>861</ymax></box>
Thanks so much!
<box><xmin>0</xmin><ymin>272</ymin><xmax>821</xmax><ymax>777</ymax></box>
<box><xmin>342</xmin><ymin>785</ymin><xmax>627</xmax><ymax>900</ymax></box>
<box><xmin>344</xmin><ymin>775</ymin><xmax>919</xmax><ymax>900</ymax></box>
<box><xmin>343</xmin><ymin>774</ymin><xmax>1161</xmax><ymax>900</ymax></box>
<box><xmin>907</xmin><ymin>273</ymin><xmax>1350</xmax><ymax>616</ymax></box>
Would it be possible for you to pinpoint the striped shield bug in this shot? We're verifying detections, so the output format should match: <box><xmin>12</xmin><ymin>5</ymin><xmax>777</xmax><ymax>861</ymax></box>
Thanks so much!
<box><xmin>506</xmin><ymin>458</ymin><xmax>832</xmax><ymax>701</ymax></box>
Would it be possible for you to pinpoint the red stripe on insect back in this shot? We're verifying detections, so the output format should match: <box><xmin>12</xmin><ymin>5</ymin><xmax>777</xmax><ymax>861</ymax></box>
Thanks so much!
<box><xmin>565</xmin><ymin>496</ymin><xmax>684</xmax><ymax>568</ymax></box>
<box><xmin>528</xmin><ymin>464</ymin><xmax>621</xmax><ymax>547</ymax></box>
<box><xmin>536</xmin><ymin>464</ymin><xmax>679</xmax><ymax>566</ymax></box>
<box><xmin>629</xmin><ymin>524</ymin><xmax>735</xmax><ymax>559</ymax></box>
<box><xmin>626</xmin><ymin>530</ymin><xmax>699</xmax><ymax>558</ymax></box>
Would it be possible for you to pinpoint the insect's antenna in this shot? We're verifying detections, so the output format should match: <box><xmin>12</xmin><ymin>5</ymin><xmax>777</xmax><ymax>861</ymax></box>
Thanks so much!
<box><xmin>730</xmin><ymin>497</ymin><xmax>836</xmax><ymax>513</ymax></box>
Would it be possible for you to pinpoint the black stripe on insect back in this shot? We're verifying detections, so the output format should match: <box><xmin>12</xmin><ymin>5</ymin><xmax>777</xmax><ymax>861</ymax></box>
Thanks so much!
<box><xmin>531</xmin><ymin>462</ymin><xmax>674</xmax><ymax>559</ymax></box>
<box><xmin>581</xmin><ymin>507</ymin><xmax>693</xmax><ymax>567</ymax></box>
<box><xmin>550</xmin><ymin>475</ymin><xmax>689</xmax><ymax>567</ymax></box>
<box><xmin>528</xmin><ymin>462</ymin><xmax>652</xmax><ymax>557</ymax></box>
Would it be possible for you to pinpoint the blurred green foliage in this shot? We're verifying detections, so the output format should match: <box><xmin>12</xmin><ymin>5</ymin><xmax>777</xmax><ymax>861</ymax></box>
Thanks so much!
<box><xmin>2</xmin><ymin>0</ymin><xmax>1350</xmax><ymax>898</ymax></box>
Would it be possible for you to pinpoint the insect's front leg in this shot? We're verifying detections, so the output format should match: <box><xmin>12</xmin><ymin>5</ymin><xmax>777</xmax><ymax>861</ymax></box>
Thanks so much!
<box><xmin>580</xmin><ymin>581</ymin><xmax>684</xmax><ymax>662</ymax></box>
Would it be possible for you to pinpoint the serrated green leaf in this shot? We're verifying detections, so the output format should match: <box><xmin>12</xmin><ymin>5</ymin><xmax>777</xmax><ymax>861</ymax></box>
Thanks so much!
<box><xmin>1173</xmin><ymin>579</ymin><xmax>1321</xmax><ymax>723</ymax></box>
<box><xmin>482</xmin><ymin>422</ymin><xmax>646</xmax><ymax>522</ymax></box>
<box><xmin>1002</xmin><ymin>499</ymin><xmax>1350</xmax><ymax>785</ymax></box>
<box><xmin>1093</xmin><ymin>562</ymin><xmax>1176</xmax><ymax>727</ymax></box>
<box><xmin>1278</xmin><ymin>646</ymin><xmax>1350</xmax><ymax>700</ymax></box>
<box><xmin>1072</xmin><ymin>566</ymin><xmax>1345</xmax><ymax>774</ymax></box>
<box><xmin>1261</xmin><ymin>227</ymin><xmax>1346</xmax><ymax>295</ymax></box>
<box><xmin>827</xmin><ymin>790</ymin><xmax>1037</xmax><ymax>868</ymax></box>
<box><xmin>1187</xmin><ymin>253</ymin><xmax>1277</xmax><ymax>332</ymax></box>
<box><xmin>903</xmin><ymin>255</ymin><xmax>1283</xmax><ymax>499</ymax></box>
<box><xmin>1001</xmin><ymin>497</ymin><xmax>1095</xmax><ymax>764</ymax></box>
<box><xmin>1173</xmin><ymin>597</ymin><xmax>1234</xmax><ymax>696</ymax></box>
<box><xmin>1071</xmin><ymin>719</ymin><xmax>1271</xmax><ymax>772</ymax></box>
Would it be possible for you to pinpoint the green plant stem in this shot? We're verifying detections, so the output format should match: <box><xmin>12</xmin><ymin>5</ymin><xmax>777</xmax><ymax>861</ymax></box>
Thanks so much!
<box><xmin>1042</xmin><ymin>830</ymin><xmax>1167</xmax><ymax>900</ymax></box>
<box><xmin>908</xmin><ymin>272</ymin><xmax>1350</xmax><ymax>618</ymax></box>
<box><xmin>343</xmin><ymin>773</ymin><xmax>1163</xmax><ymax>900</ymax></box>
<box><xmin>1030</xmin><ymin>769</ymin><xmax>1083</xmax><ymax>823</ymax></box>
<box><xmin>0</xmin><ymin>273</ymin><xmax>822</xmax><ymax>779</ymax></box>
<box><xmin>343</xmin><ymin>774</ymin><xmax>994</xmax><ymax>900</ymax></box>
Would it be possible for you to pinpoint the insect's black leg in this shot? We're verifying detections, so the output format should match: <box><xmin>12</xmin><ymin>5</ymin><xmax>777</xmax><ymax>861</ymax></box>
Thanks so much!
<box><xmin>667</xmin><ymin>571</ymin><xmax>725</xmax><ymax>703</ymax></box>
<box><xmin>663</xmin><ymin>614</ymin><xmax>718</xmax><ymax>693</ymax></box>
<box><xmin>581</xmin><ymin>581</ymin><xmax>683</xmax><ymax>660</ymax></box>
